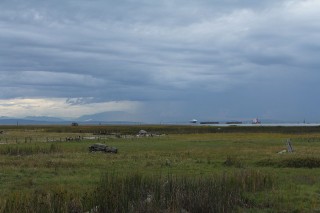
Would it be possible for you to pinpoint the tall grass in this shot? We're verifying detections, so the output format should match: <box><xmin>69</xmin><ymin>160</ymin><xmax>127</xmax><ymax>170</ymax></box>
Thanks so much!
<box><xmin>0</xmin><ymin>170</ymin><xmax>274</xmax><ymax>213</ymax></box>
<box><xmin>92</xmin><ymin>170</ymin><xmax>274</xmax><ymax>212</ymax></box>
<box><xmin>1</xmin><ymin>187</ymin><xmax>83</xmax><ymax>213</ymax></box>
<box><xmin>0</xmin><ymin>143</ymin><xmax>61</xmax><ymax>156</ymax></box>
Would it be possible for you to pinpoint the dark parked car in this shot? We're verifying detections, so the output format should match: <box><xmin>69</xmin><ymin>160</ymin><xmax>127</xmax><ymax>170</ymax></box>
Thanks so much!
<box><xmin>89</xmin><ymin>143</ymin><xmax>118</xmax><ymax>153</ymax></box>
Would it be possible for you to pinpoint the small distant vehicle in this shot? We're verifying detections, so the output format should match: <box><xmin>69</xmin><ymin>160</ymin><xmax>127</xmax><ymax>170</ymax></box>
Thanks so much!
<box><xmin>190</xmin><ymin>119</ymin><xmax>197</xmax><ymax>124</ymax></box>
<box><xmin>89</xmin><ymin>143</ymin><xmax>118</xmax><ymax>153</ymax></box>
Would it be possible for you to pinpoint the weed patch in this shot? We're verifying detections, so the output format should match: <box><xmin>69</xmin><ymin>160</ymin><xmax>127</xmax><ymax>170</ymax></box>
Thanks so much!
<box><xmin>257</xmin><ymin>157</ymin><xmax>320</xmax><ymax>168</ymax></box>
<box><xmin>0</xmin><ymin>144</ymin><xmax>62</xmax><ymax>156</ymax></box>
<box><xmin>223</xmin><ymin>156</ymin><xmax>245</xmax><ymax>168</ymax></box>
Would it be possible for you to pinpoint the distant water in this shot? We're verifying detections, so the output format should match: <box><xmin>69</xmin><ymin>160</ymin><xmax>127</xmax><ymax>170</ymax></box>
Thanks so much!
<box><xmin>199</xmin><ymin>123</ymin><xmax>320</xmax><ymax>127</ymax></box>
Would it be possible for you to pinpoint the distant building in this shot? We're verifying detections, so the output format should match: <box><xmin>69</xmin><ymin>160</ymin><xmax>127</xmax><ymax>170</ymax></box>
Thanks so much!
<box><xmin>71</xmin><ymin>122</ymin><xmax>79</xmax><ymax>126</ymax></box>
<box><xmin>252</xmin><ymin>118</ymin><xmax>261</xmax><ymax>124</ymax></box>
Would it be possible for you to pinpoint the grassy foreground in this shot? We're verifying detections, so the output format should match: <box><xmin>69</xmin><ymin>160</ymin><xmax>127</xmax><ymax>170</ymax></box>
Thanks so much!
<box><xmin>1</xmin><ymin>125</ymin><xmax>320</xmax><ymax>212</ymax></box>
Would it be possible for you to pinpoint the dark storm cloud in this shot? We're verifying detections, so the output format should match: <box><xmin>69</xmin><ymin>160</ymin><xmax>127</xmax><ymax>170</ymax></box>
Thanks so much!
<box><xmin>0</xmin><ymin>0</ymin><xmax>320</xmax><ymax>121</ymax></box>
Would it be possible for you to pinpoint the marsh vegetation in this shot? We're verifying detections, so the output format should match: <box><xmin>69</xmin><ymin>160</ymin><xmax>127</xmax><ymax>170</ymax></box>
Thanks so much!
<box><xmin>1</xmin><ymin>125</ymin><xmax>320</xmax><ymax>212</ymax></box>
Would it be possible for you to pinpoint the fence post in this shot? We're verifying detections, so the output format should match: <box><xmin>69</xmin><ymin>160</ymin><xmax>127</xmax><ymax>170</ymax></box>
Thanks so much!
<box><xmin>286</xmin><ymin>139</ymin><xmax>294</xmax><ymax>152</ymax></box>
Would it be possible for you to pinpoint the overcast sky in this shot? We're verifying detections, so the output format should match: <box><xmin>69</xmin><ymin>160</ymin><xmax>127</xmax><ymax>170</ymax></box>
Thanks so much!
<box><xmin>0</xmin><ymin>0</ymin><xmax>320</xmax><ymax>122</ymax></box>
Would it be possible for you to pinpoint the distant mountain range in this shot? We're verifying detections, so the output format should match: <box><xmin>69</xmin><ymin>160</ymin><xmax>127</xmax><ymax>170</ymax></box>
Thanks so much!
<box><xmin>0</xmin><ymin>116</ymin><xmax>68</xmax><ymax>125</ymax></box>
<box><xmin>0</xmin><ymin>114</ymin><xmax>141</xmax><ymax>125</ymax></box>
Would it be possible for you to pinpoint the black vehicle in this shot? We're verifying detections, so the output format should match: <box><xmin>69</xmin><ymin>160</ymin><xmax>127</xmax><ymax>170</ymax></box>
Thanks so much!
<box><xmin>89</xmin><ymin>143</ymin><xmax>118</xmax><ymax>153</ymax></box>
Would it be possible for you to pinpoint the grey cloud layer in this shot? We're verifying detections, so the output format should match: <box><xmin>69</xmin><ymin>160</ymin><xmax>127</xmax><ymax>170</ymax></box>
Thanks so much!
<box><xmin>0</xmin><ymin>0</ymin><xmax>319</xmax><ymax>121</ymax></box>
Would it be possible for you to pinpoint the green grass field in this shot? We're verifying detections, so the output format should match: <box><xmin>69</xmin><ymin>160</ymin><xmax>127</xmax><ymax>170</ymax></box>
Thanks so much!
<box><xmin>1</xmin><ymin>125</ymin><xmax>320</xmax><ymax>212</ymax></box>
